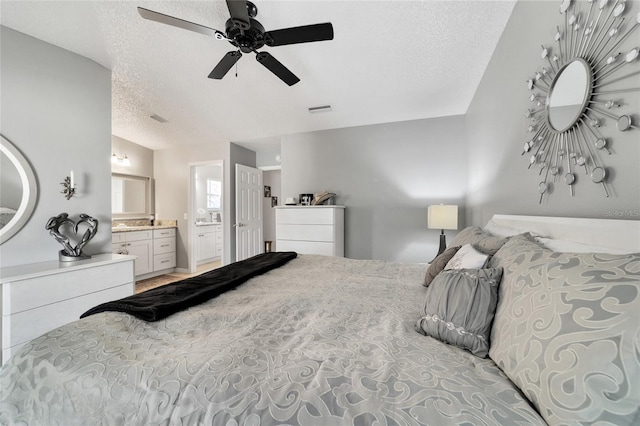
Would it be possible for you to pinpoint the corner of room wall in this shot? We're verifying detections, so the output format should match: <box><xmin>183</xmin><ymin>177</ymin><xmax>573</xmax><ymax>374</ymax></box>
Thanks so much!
<box><xmin>153</xmin><ymin>141</ymin><xmax>229</xmax><ymax>271</ymax></box>
<box><xmin>281</xmin><ymin>116</ymin><xmax>469</xmax><ymax>262</ymax></box>
<box><xmin>0</xmin><ymin>26</ymin><xmax>112</xmax><ymax>267</ymax></box>
<box><xmin>465</xmin><ymin>0</ymin><xmax>640</xmax><ymax>226</ymax></box>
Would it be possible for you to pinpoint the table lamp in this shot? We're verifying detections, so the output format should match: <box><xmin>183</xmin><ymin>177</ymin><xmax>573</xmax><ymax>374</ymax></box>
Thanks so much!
<box><xmin>428</xmin><ymin>204</ymin><xmax>458</xmax><ymax>261</ymax></box>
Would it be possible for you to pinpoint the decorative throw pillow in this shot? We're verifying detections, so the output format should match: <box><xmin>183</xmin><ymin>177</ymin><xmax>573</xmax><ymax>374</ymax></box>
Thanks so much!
<box><xmin>489</xmin><ymin>247</ymin><xmax>640</xmax><ymax>425</ymax></box>
<box><xmin>444</xmin><ymin>244</ymin><xmax>488</xmax><ymax>270</ymax></box>
<box><xmin>450</xmin><ymin>226</ymin><xmax>509</xmax><ymax>255</ymax></box>
<box><xmin>416</xmin><ymin>267</ymin><xmax>503</xmax><ymax>358</ymax></box>
<box><xmin>423</xmin><ymin>245</ymin><xmax>461</xmax><ymax>287</ymax></box>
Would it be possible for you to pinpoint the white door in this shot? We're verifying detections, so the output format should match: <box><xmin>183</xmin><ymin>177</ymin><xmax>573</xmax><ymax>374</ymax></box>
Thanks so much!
<box><xmin>235</xmin><ymin>164</ymin><xmax>263</xmax><ymax>261</ymax></box>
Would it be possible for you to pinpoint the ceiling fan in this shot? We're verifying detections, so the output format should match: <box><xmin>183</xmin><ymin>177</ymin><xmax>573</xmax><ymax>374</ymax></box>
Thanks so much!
<box><xmin>138</xmin><ymin>0</ymin><xmax>334</xmax><ymax>86</ymax></box>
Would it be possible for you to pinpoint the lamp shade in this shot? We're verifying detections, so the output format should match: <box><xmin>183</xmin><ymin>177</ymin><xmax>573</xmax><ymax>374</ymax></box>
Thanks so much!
<box><xmin>428</xmin><ymin>205</ymin><xmax>458</xmax><ymax>230</ymax></box>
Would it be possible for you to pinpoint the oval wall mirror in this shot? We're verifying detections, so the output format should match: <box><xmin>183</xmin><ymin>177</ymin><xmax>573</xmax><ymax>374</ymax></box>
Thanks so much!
<box><xmin>547</xmin><ymin>59</ymin><xmax>591</xmax><ymax>132</ymax></box>
<box><xmin>523</xmin><ymin>1</ymin><xmax>640</xmax><ymax>203</ymax></box>
<box><xmin>0</xmin><ymin>135</ymin><xmax>38</xmax><ymax>244</ymax></box>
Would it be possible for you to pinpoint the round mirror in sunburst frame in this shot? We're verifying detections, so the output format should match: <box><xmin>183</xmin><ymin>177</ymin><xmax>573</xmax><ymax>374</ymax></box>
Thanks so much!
<box><xmin>523</xmin><ymin>0</ymin><xmax>639</xmax><ymax>203</ymax></box>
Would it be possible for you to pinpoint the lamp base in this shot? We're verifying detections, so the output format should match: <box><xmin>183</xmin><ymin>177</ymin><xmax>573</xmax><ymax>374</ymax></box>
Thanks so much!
<box><xmin>429</xmin><ymin>231</ymin><xmax>447</xmax><ymax>263</ymax></box>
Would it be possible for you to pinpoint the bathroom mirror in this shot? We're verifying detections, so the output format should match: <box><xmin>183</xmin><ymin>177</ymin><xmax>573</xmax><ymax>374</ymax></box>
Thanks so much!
<box><xmin>0</xmin><ymin>135</ymin><xmax>38</xmax><ymax>244</ymax></box>
<box><xmin>547</xmin><ymin>59</ymin><xmax>591</xmax><ymax>132</ymax></box>
<box><xmin>111</xmin><ymin>173</ymin><xmax>150</xmax><ymax>217</ymax></box>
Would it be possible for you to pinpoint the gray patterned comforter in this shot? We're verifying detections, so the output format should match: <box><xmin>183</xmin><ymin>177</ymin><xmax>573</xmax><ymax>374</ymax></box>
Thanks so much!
<box><xmin>0</xmin><ymin>255</ymin><xmax>545</xmax><ymax>425</ymax></box>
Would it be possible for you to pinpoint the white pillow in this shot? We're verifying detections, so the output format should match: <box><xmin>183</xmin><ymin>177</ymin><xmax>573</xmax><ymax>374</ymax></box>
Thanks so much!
<box><xmin>444</xmin><ymin>244</ymin><xmax>488</xmax><ymax>270</ymax></box>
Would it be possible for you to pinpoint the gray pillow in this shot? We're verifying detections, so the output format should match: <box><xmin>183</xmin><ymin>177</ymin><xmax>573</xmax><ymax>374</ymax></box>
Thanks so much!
<box><xmin>489</xmin><ymin>248</ymin><xmax>640</xmax><ymax>425</ymax></box>
<box><xmin>423</xmin><ymin>245</ymin><xmax>461</xmax><ymax>287</ymax></box>
<box><xmin>450</xmin><ymin>226</ymin><xmax>509</xmax><ymax>255</ymax></box>
<box><xmin>416</xmin><ymin>267</ymin><xmax>503</xmax><ymax>358</ymax></box>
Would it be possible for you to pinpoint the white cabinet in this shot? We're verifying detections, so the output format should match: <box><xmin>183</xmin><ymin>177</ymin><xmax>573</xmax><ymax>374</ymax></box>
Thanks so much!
<box><xmin>0</xmin><ymin>254</ymin><xmax>135</xmax><ymax>364</ymax></box>
<box><xmin>112</xmin><ymin>227</ymin><xmax>176</xmax><ymax>278</ymax></box>
<box><xmin>153</xmin><ymin>228</ymin><xmax>176</xmax><ymax>272</ymax></box>
<box><xmin>112</xmin><ymin>230</ymin><xmax>153</xmax><ymax>276</ymax></box>
<box><xmin>196</xmin><ymin>224</ymin><xmax>221</xmax><ymax>263</ymax></box>
<box><xmin>215</xmin><ymin>225</ymin><xmax>223</xmax><ymax>258</ymax></box>
<box><xmin>276</xmin><ymin>206</ymin><xmax>345</xmax><ymax>256</ymax></box>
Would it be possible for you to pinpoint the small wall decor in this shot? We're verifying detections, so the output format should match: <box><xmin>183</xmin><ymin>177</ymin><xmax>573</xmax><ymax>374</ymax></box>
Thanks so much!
<box><xmin>271</xmin><ymin>196</ymin><xmax>278</xmax><ymax>207</ymax></box>
<box><xmin>264</xmin><ymin>185</ymin><xmax>271</xmax><ymax>197</ymax></box>
<box><xmin>61</xmin><ymin>171</ymin><xmax>76</xmax><ymax>200</ymax></box>
<box><xmin>46</xmin><ymin>213</ymin><xmax>99</xmax><ymax>261</ymax></box>
<box><xmin>524</xmin><ymin>0</ymin><xmax>639</xmax><ymax>203</ymax></box>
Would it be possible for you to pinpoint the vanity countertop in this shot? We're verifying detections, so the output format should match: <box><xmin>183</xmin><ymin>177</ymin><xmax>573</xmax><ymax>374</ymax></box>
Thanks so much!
<box><xmin>195</xmin><ymin>222</ymin><xmax>222</xmax><ymax>227</ymax></box>
<box><xmin>112</xmin><ymin>225</ymin><xmax>176</xmax><ymax>233</ymax></box>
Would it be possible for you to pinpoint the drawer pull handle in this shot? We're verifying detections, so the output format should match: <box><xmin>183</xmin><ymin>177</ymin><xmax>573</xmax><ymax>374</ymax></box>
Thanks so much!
<box><xmin>161</xmin><ymin>260</ymin><xmax>169</xmax><ymax>264</ymax></box>
<box><xmin>161</xmin><ymin>244</ymin><xmax>169</xmax><ymax>247</ymax></box>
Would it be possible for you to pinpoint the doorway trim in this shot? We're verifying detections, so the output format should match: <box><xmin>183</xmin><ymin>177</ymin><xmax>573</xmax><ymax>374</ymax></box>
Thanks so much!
<box><xmin>188</xmin><ymin>160</ymin><xmax>224</xmax><ymax>274</ymax></box>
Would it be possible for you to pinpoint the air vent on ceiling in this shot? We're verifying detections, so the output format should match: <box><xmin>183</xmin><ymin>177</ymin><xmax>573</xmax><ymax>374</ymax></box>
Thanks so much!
<box><xmin>308</xmin><ymin>105</ymin><xmax>332</xmax><ymax>113</ymax></box>
<box><xmin>150</xmin><ymin>114</ymin><xmax>168</xmax><ymax>123</ymax></box>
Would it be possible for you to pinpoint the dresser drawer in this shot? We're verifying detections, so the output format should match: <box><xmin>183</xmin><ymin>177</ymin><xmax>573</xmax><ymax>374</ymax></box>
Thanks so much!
<box><xmin>276</xmin><ymin>208</ymin><xmax>334</xmax><ymax>225</ymax></box>
<box><xmin>154</xmin><ymin>237</ymin><xmax>175</xmax><ymax>255</ymax></box>
<box><xmin>2</xmin><ymin>261</ymin><xmax>134</xmax><ymax>316</ymax></box>
<box><xmin>276</xmin><ymin>224</ymin><xmax>335</xmax><ymax>242</ymax></box>
<box><xmin>153</xmin><ymin>228</ymin><xmax>175</xmax><ymax>238</ymax></box>
<box><xmin>276</xmin><ymin>240</ymin><xmax>336</xmax><ymax>256</ymax></box>
<box><xmin>125</xmin><ymin>230</ymin><xmax>153</xmax><ymax>242</ymax></box>
<box><xmin>154</xmin><ymin>253</ymin><xmax>176</xmax><ymax>271</ymax></box>
<box><xmin>2</xmin><ymin>283</ymin><xmax>132</xmax><ymax>351</ymax></box>
<box><xmin>112</xmin><ymin>233</ymin><xmax>126</xmax><ymax>243</ymax></box>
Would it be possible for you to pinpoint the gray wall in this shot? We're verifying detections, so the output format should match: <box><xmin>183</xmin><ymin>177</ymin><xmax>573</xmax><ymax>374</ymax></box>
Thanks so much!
<box><xmin>111</xmin><ymin>135</ymin><xmax>154</xmax><ymax>178</ymax></box>
<box><xmin>153</xmin><ymin>141</ymin><xmax>255</xmax><ymax>269</ymax></box>
<box><xmin>153</xmin><ymin>143</ymin><xmax>227</xmax><ymax>271</ymax></box>
<box><xmin>281</xmin><ymin>116</ymin><xmax>468</xmax><ymax>263</ymax></box>
<box><xmin>465</xmin><ymin>0</ymin><xmax>640</xmax><ymax>226</ymax></box>
<box><xmin>0</xmin><ymin>27</ymin><xmax>112</xmax><ymax>268</ymax></box>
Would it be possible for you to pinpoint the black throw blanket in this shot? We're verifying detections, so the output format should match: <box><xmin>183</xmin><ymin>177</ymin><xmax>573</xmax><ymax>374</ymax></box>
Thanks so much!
<box><xmin>81</xmin><ymin>251</ymin><xmax>297</xmax><ymax>322</ymax></box>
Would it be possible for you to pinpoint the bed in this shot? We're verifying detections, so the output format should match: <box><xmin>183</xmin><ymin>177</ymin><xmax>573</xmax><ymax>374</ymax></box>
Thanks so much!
<box><xmin>1</xmin><ymin>214</ymin><xmax>639</xmax><ymax>425</ymax></box>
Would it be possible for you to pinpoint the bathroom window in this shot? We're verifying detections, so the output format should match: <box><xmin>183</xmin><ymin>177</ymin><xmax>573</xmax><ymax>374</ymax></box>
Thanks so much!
<box><xmin>207</xmin><ymin>179</ymin><xmax>221</xmax><ymax>210</ymax></box>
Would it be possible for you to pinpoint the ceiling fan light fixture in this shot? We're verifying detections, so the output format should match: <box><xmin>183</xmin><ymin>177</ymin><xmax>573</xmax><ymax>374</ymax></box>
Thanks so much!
<box><xmin>138</xmin><ymin>1</ymin><xmax>333</xmax><ymax>86</ymax></box>
<box><xmin>308</xmin><ymin>105</ymin><xmax>332</xmax><ymax>113</ymax></box>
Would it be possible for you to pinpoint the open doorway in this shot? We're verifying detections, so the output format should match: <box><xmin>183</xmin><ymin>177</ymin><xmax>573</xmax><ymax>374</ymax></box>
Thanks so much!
<box><xmin>188</xmin><ymin>160</ymin><xmax>224</xmax><ymax>274</ymax></box>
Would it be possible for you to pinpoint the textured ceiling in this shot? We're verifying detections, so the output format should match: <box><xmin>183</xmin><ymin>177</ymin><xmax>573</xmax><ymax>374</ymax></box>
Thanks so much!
<box><xmin>1</xmin><ymin>0</ymin><xmax>516</xmax><ymax>150</ymax></box>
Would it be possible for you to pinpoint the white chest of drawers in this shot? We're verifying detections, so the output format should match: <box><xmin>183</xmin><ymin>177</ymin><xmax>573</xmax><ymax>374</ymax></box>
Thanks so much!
<box><xmin>0</xmin><ymin>254</ymin><xmax>135</xmax><ymax>364</ymax></box>
<box><xmin>275</xmin><ymin>206</ymin><xmax>345</xmax><ymax>256</ymax></box>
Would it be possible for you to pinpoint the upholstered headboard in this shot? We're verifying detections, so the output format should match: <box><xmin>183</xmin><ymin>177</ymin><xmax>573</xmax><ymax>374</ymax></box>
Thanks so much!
<box><xmin>490</xmin><ymin>214</ymin><xmax>640</xmax><ymax>253</ymax></box>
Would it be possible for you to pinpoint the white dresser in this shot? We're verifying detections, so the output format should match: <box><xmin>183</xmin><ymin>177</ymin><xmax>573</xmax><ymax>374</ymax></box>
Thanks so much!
<box><xmin>0</xmin><ymin>253</ymin><xmax>135</xmax><ymax>364</ymax></box>
<box><xmin>275</xmin><ymin>206</ymin><xmax>345</xmax><ymax>256</ymax></box>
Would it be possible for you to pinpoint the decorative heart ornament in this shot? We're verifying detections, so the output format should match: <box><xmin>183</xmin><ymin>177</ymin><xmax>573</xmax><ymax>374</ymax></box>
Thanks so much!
<box><xmin>45</xmin><ymin>213</ymin><xmax>99</xmax><ymax>262</ymax></box>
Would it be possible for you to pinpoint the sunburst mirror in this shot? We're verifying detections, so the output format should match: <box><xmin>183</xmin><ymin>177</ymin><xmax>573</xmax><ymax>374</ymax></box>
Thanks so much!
<box><xmin>523</xmin><ymin>0</ymin><xmax>639</xmax><ymax>203</ymax></box>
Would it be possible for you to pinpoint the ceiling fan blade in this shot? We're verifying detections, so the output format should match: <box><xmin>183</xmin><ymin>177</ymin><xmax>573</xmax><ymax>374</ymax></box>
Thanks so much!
<box><xmin>265</xmin><ymin>23</ymin><xmax>334</xmax><ymax>47</ymax></box>
<box><xmin>255</xmin><ymin>52</ymin><xmax>300</xmax><ymax>86</ymax></box>
<box><xmin>208</xmin><ymin>51</ymin><xmax>243</xmax><ymax>79</ymax></box>
<box><xmin>137</xmin><ymin>7</ymin><xmax>226</xmax><ymax>40</ymax></box>
<box><xmin>226</xmin><ymin>0</ymin><xmax>251</xmax><ymax>30</ymax></box>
